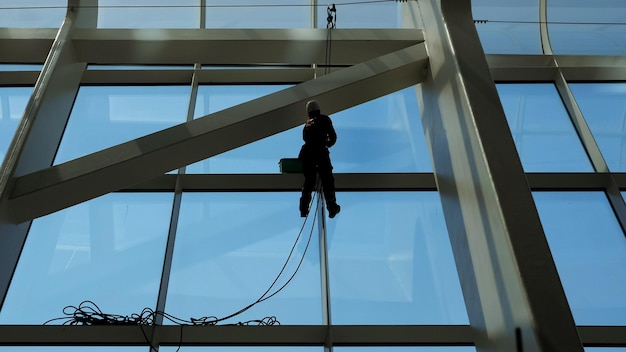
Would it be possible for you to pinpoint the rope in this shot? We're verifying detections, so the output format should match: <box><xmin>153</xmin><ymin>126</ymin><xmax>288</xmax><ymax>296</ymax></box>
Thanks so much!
<box><xmin>325</xmin><ymin>4</ymin><xmax>336</xmax><ymax>76</ymax></box>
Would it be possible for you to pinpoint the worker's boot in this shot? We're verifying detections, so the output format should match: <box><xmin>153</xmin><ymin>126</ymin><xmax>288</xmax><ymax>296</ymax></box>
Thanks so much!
<box><xmin>299</xmin><ymin>196</ymin><xmax>311</xmax><ymax>217</ymax></box>
<box><xmin>328</xmin><ymin>203</ymin><xmax>341</xmax><ymax>219</ymax></box>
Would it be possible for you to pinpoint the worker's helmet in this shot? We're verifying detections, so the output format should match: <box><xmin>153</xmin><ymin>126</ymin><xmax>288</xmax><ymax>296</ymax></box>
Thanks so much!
<box><xmin>306</xmin><ymin>100</ymin><xmax>321</xmax><ymax>114</ymax></box>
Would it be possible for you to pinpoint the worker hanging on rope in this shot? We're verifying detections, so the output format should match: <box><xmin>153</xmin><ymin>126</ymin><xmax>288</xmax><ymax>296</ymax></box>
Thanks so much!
<box><xmin>298</xmin><ymin>100</ymin><xmax>340</xmax><ymax>218</ymax></box>
<box><xmin>298</xmin><ymin>5</ymin><xmax>339</xmax><ymax>218</ymax></box>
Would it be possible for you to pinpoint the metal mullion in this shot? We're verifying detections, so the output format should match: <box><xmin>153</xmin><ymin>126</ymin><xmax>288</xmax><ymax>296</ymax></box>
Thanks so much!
<box><xmin>316</xmin><ymin>190</ymin><xmax>332</xmax><ymax>323</ymax></box>
<box><xmin>539</xmin><ymin>0</ymin><xmax>553</xmax><ymax>55</ymax></box>
<box><xmin>153</xmin><ymin>64</ymin><xmax>202</xmax><ymax>329</ymax></box>
<box><xmin>200</xmin><ymin>0</ymin><xmax>206</xmax><ymax>29</ymax></box>
<box><xmin>553</xmin><ymin>71</ymin><xmax>626</xmax><ymax>234</ymax></box>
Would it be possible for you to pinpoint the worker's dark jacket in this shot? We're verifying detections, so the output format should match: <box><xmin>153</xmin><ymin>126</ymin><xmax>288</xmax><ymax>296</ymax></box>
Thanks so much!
<box><xmin>299</xmin><ymin>114</ymin><xmax>337</xmax><ymax>157</ymax></box>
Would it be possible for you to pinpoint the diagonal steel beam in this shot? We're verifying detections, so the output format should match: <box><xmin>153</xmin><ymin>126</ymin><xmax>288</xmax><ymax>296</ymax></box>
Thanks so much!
<box><xmin>8</xmin><ymin>43</ymin><xmax>428</xmax><ymax>223</ymax></box>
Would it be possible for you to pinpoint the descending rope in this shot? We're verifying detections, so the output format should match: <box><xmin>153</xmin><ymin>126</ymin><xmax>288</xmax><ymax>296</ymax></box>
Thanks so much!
<box><xmin>325</xmin><ymin>4</ymin><xmax>337</xmax><ymax>75</ymax></box>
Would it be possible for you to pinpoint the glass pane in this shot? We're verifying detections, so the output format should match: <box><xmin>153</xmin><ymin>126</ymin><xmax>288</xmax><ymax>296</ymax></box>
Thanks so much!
<box><xmin>0</xmin><ymin>87</ymin><xmax>33</xmax><ymax>164</ymax></box>
<box><xmin>472</xmin><ymin>0</ymin><xmax>542</xmax><ymax>54</ymax></box>
<box><xmin>165</xmin><ymin>192</ymin><xmax>322</xmax><ymax>325</ymax></box>
<box><xmin>205</xmin><ymin>0</ymin><xmax>310</xmax><ymax>29</ymax></box>
<box><xmin>190</xmin><ymin>86</ymin><xmax>430</xmax><ymax>174</ymax></box>
<box><xmin>55</xmin><ymin>85</ymin><xmax>190</xmax><ymax>165</ymax></box>
<box><xmin>332</xmin><ymin>87</ymin><xmax>430</xmax><ymax>173</ymax></box>
<box><xmin>98</xmin><ymin>0</ymin><xmax>200</xmax><ymax>28</ymax></box>
<box><xmin>188</xmin><ymin>84</ymin><xmax>294</xmax><ymax>174</ymax></box>
<box><xmin>336</xmin><ymin>348</ymin><xmax>476</xmax><ymax>352</ymax></box>
<box><xmin>0</xmin><ymin>192</ymin><xmax>173</xmax><ymax>325</ymax></box>
<box><xmin>533</xmin><ymin>191</ymin><xmax>626</xmax><ymax>325</ymax></box>
<box><xmin>87</xmin><ymin>65</ymin><xmax>194</xmax><ymax>70</ymax></box>
<box><xmin>160</xmin><ymin>348</ymin><xmax>322</xmax><ymax>352</ymax></box>
<box><xmin>0</xmin><ymin>0</ymin><xmax>66</xmax><ymax>28</ymax></box>
<box><xmin>0</xmin><ymin>64</ymin><xmax>43</xmax><ymax>71</ymax></box>
<box><xmin>497</xmin><ymin>83</ymin><xmax>593</xmax><ymax>172</ymax></box>
<box><xmin>548</xmin><ymin>0</ymin><xmax>626</xmax><ymax>56</ymax></box>
<box><xmin>569</xmin><ymin>83</ymin><xmax>626</xmax><ymax>172</ymax></box>
<box><xmin>327</xmin><ymin>192</ymin><xmax>468</xmax><ymax>325</ymax></box>
<box><xmin>0</xmin><ymin>348</ymin><xmax>147</xmax><ymax>352</ymax></box>
<box><xmin>316</xmin><ymin>1</ymin><xmax>402</xmax><ymax>29</ymax></box>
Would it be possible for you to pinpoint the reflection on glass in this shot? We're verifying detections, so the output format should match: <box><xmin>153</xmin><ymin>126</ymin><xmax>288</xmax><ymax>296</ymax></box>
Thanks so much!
<box><xmin>316</xmin><ymin>0</ymin><xmax>402</xmax><ymax>28</ymax></box>
<box><xmin>327</xmin><ymin>192</ymin><xmax>468</xmax><ymax>325</ymax></box>
<box><xmin>206</xmin><ymin>0</ymin><xmax>310</xmax><ymax>28</ymax></box>
<box><xmin>55</xmin><ymin>85</ymin><xmax>189</xmax><ymax>164</ymax></box>
<box><xmin>534</xmin><ymin>191</ymin><xmax>626</xmax><ymax>325</ymax></box>
<box><xmin>0</xmin><ymin>192</ymin><xmax>173</xmax><ymax>324</ymax></box>
<box><xmin>0</xmin><ymin>0</ymin><xmax>66</xmax><ymax>28</ymax></box>
<box><xmin>189</xmin><ymin>86</ymin><xmax>430</xmax><ymax>174</ymax></box>
<box><xmin>98</xmin><ymin>0</ymin><xmax>200</xmax><ymax>28</ymax></box>
<box><xmin>472</xmin><ymin>0</ymin><xmax>542</xmax><ymax>54</ymax></box>
<box><xmin>497</xmin><ymin>83</ymin><xmax>593</xmax><ymax>172</ymax></box>
<box><xmin>548</xmin><ymin>0</ymin><xmax>626</xmax><ymax>55</ymax></box>
<box><xmin>569</xmin><ymin>83</ymin><xmax>626</xmax><ymax>171</ymax></box>
<box><xmin>0</xmin><ymin>87</ymin><xmax>33</xmax><ymax>163</ymax></box>
<box><xmin>165</xmin><ymin>192</ymin><xmax>322</xmax><ymax>325</ymax></box>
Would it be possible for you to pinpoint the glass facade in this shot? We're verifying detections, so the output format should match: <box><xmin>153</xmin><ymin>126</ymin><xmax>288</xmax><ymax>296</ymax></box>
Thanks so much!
<box><xmin>497</xmin><ymin>83</ymin><xmax>593</xmax><ymax>172</ymax></box>
<box><xmin>472</xmin><ymin>0</ymin><xmax>542</xmax><ymax>54</ymax></box>
<box><xmin>1</xmin><ymin>0</ymin><xmax>626</xmax><ymax>351</ymax></box>
<box><xmin>569</xmin><ymin>83</ymin><xmax>626</xmax><ymax>171</ymax></box>
<box><xmin>166</xmin><ymin>192</ymin><xmax>322</xmax><ymax>325</ymax></box>
<box><xmin>534</xmin><ymin>191</ymin><xmax>626</xmax><ymax>325</ymax></box>
<box><xmin>547</xmin><ymin>0</ymin><xmax>626</xmax><ymax>55</ymax></box>
<box><xmin>0</xmin><ymin>192</ymin><xmax>173</xmax><ymax>324</ymax></box>
<box><xmin>54</xmin><ymin>86</ymin><xmax>190</xmax><ymax>165</ymax></box>
<box><xmin>327</xmin><ymin>192</ymin><xmax>466</xmax><ymax>325</ymax></box>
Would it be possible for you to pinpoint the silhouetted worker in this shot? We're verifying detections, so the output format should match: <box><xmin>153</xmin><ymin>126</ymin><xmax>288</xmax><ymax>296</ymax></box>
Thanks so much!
<box><xmin>298</xmin><ymin>100</ymin><xmax>341</xmax><ymax>218</ymax></box>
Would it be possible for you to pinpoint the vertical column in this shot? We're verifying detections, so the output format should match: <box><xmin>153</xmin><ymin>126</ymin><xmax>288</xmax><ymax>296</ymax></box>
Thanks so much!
<box><xmin>409</xmin><ymin>0</ymin><xmax>583</xmax><ymax>351</ymax></box>
<box><xmin>553</xmin><ymin>72</ymin><xmax>626</xmax><ymax>234</ymax></box>
<box><xmin>0</xmin><ymin>0</ymin><xmax>95</xmax><ymax>310</ymax></box>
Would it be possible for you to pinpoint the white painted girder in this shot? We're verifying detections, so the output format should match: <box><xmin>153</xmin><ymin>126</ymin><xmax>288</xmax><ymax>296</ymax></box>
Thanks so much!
<box><xmin>7</xmin><ymin>43</ymin><xmax>429</xmax><ymax>223</ymax></box>
<box><xmin>0</xmin><ymin>28</ymin><xmax>423</xmax><ymax>65</ymax></box>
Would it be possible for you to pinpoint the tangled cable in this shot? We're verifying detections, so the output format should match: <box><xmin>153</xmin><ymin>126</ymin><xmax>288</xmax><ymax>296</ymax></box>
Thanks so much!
<box><xmin>43</xmin><ymin>300</ymin><xmax>280</xmax><ymax>326</ymax></box>
<box><xmin>44</xmin><ymin>183</ymin><xmax>322</xmax><ymax>328</ymax></box>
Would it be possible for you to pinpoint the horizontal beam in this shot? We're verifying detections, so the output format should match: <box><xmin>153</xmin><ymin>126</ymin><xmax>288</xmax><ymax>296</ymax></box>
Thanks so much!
<box><xmin>126</xmin><ymin>173</ymin><xmax>439</xmax><ymax>192</ymax></box>
<box><xmin>488</xmin><ymin>54</ymin><xmax>626</xmax><ymax>81</ymax></box>
<box><xmin>0</xmin><ymin>28</ymin><xmax>57</xmax><ymax>63</ymax></box>
<box><xmin>122</xmin><ymin>172</ymin><xmax>621</xmax><ymax>192</ymax></box>
<box><xmin>8</xmin><ymin>43</ymin><xmax>429</xmax><ymax>223</ymax></box>
<box><xmin>0</xmin><ymin>325</ymin><xmax>474</xmax><ymax>346</ymax></box>
<box><xmin>0</xmin><ymin>28</ymin><xmax>423</xmax><ymax>65</ymax></box>
<box><xmin>4</xmin><ymin>55</ymin><xmax>625</xmax><ymax>86</ymax></box>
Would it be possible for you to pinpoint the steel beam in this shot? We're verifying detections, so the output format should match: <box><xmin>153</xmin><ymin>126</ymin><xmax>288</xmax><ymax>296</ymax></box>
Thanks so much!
<box><xmin>0</xmin><ymin>325</ymin><xmax>474</xmax><ymax>346</ymax></box>
<box><xmin>7</xmin><ymin>43</ymin><xmax>428</xmax><ymax>223</ymax></box>
<box><xmin>411</xmin><ymin>0</ymin><xmax>583</xmax><ymax>351</ymax></box>
<box><xmin>0</xmin><ymin>0</ymin><xmax>91</xmax><ymax>314</ymax></box>
<box><xmin>0</xmin><ymin>28</ymin><xmax>423</xmax><ymax>65</ymax></box>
